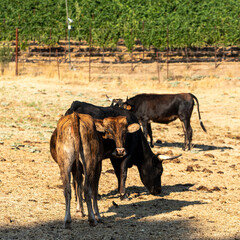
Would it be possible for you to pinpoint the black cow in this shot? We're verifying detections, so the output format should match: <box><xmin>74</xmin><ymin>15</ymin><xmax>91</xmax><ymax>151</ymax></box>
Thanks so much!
<box><xmin>110</xmin><ymin>93</ymin><xmax>207</xmax><ymax>150</ymax></box>
<box><xmin>65</xmin><ymin>101</ymin><xmax>181</xmax><ymax>199</ymax></box>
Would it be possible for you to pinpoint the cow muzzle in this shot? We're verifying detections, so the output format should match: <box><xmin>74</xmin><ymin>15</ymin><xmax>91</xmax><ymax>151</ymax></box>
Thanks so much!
<box><xmin>112</xmin><ymin>148</ymin><xmax>127</xmax><ymax>157</ymax></box>
<box><xmin>149</xmin><ymin>187</ymin><xmax>162</xmax><ymax>196</ymax></box>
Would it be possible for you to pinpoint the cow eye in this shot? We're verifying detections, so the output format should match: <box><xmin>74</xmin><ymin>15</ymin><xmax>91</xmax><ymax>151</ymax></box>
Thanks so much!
<box><xmin>106</xmin><ymin>128</ymin><xmax>114</xmax><ymax>137</ymax></box>
<box><xmin>107</xmin><ymin>128</ymin><xmax>113</xmax><ymax>134</ymax></box>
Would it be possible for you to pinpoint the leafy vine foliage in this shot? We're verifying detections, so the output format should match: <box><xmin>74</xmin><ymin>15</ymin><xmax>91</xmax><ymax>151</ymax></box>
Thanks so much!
<box><xmin>0</xmin><ymin>0</ymin><xmax>239</xmax><ymax>51</ymax></box>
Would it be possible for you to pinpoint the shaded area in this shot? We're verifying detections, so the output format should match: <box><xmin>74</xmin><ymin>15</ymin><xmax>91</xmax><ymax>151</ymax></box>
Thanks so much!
<box><xmin>0</xmin><ymin>219</ymin><xmax>197</xmax><ymax>240</ymax></box>
<box><xmin>155</xmin><ymin>141</ymin><xmax>233</xmax><ymax>152</ymax></box>
<box><xmin>161</xmin><ymin>184</ymin><xmax>195</xmax><ymax>197</ymax></box>
<box><xmin>0</xmin><ymin>198</ymin><xmax>203</xmax><ymax>240</ymax></box>
<box><xmin>106</xmin><ymin>198</ymin><xmax>203</xmax><ymax>220</ymax></box>
<box><xmin>99</xmin><ymin>183</ymin><xmax>195</xmax><ymax>200</ymax></box>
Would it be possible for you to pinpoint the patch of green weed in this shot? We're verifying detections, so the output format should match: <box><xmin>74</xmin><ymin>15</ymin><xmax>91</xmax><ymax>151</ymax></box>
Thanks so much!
<box><xmin>23</xmin><ymin>101</ymin><xmax>42</xmax><ymax>111</ymax></box>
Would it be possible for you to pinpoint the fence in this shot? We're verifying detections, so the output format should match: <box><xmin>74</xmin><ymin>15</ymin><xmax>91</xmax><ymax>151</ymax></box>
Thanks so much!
<box><xmin>1</xmin><ymin>28</ymin><xmax>240</xmax><ymax>82</ymax></box>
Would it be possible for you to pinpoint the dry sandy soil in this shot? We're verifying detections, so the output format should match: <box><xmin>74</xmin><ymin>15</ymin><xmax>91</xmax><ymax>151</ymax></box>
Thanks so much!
<box><xmin>0</xmin><ymin>61</ymin><xmax>239</xmax><ymax>240</ymax></box>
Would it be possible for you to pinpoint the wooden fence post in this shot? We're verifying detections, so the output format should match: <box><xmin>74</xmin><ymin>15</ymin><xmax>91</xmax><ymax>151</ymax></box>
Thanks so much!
<box><xmin>15</xmin><ymin>28</ymin><xmax>18</xmax><ymax>76</ymax></box>
<box><xmin>89</xmin><ymin>26</ymin><xmax>92</xmax><ymax>82</ymax></box>
<box><xmin>214</xmin><ymin>45</ymin><xmax>217</xmax><ymax>68</ymax></box>
<box><xmin>166</xmin><ymin>25</ymin><xmax>169</xmax><ymax>79</ymax></box>
<box><xmin>142</xmin><ymin>21</ymin><xmax>145</xmax><ymax>60</ymax></box>
<box><xmin>157</xmin><ymin>51</ymin><xmax>161</xmax><ymax>83</ymax></box>
<box><xmin>49</xmin><ymin>28</ymin><xmax>52</xmax><ymax>62</ymax></box>
<box><xmin>56</xmin><ymin>49</ymin><xmax>60</xmax><ymax>80</ymax></box>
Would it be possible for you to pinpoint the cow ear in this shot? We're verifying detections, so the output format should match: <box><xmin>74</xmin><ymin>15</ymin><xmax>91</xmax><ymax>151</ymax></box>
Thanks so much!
<box><xmin>126</xmin><ymin>105</ymin><xmax>132</xmax><ymax>110</ymax></box>
<box><xmin>127</xmin><ymin>123</ymin><xmax>140</xmax><ymax>133</ymax></box>
<box><xmin>94</xmin><ymin>119</ymin><xmax>105</xmax><ymax>133</ymax></box>
<box><xmin>123</xmin><ymin>104</ymin><xmax>131</xmax><ymax>110</ymax></box>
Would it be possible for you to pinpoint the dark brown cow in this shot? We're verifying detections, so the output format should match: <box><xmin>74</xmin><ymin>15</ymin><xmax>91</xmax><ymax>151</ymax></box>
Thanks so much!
<box><xmin>65</xmin><ymin>101</ymin><xmax>181</xmax><ymax>200</ymax></box>
<box><xmin>110</xmin><ymin>93</ymin><xmax>207</xmax><ymax>150</ymax></box>
<box><xmin>50</xmin><ymin>112</ymin><xmax>140</xmax><ymax>228</ymax></box>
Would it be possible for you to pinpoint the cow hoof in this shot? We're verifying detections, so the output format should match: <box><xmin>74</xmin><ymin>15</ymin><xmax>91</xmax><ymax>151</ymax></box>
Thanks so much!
<box><xmin>76</xmin><ymin>210</ymin><xmax>86</xmax><ymax>217</ymax></box>
<box><xmin>183</xmin><ymin>147</ymin><xmax>191</xmax><ymax>152</ymax></box>
<box><xmin>182</xmin><ymin>146</ymin><xmax>187</xmax><ymax>151</ymax></box>
<box><xmin>63</xmin><ymin>221</ymin><xmax>72</xmax><ymax>229</ymax></box>
<box><xmin>98</xmin><ymin>218</ymin><xmax>104</xmax><ymax>224</ymax></box>
<box><xmin>156</xmin><ymin>140</ymin><xmax>162</xmax><ymax>144</ymax></box>
<box><xmin>120</xmin><ymin>193</ymin><xmax>129</xmax><ymax>200</ymax></box>
<box><xmin>89</xmin><ymin>219</ymin><xmax>98</xmax><ymax>227</ymax></box>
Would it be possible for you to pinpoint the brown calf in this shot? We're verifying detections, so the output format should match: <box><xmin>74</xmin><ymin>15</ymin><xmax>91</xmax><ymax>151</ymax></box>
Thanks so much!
<box><xmin>110</xmin><ymin>93</ymin><xmax>207</xmax><ymax>150</ymax></box>
<box><xmin>50</xmin><ymin>112</ymin><xmax>140</xmax><ymax>228</ymax></box>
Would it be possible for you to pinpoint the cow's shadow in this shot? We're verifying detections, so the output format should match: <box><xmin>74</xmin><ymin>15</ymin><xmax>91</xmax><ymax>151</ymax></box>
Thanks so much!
<box><xmin>154</xmin><ymin>141</ymin><xmax>233</xmax><ymax>151</ymax></box>
<box><xmin>99</xmin><ymin>183</ymin><xmax>195</xmax><ymax>200</ymax></box>
<box><xmin>101</xmin><ymin>184</ymin><xmax>202</xmax><ymax>223</ymax></box>
<box><xmin>161</xmin><ymin>183</ymin><xmax>195</xmax><ymax>196</ymax></box>
<box><xmin>105</xmin><ymin>197</ymin><xmax>203</xmax><ymax>220</ymax></box>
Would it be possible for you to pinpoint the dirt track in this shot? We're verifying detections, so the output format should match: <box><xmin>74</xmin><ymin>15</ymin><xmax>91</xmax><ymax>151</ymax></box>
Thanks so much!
<box><xmin>0</xmin><ymin>62</ymin><xmax>240</xmax><ymax>240</ymax></box>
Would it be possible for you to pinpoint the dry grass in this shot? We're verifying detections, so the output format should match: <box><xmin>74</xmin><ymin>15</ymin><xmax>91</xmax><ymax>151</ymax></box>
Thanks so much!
<box><xmin>0</xmin><ymin>61</ymin><xmax>240</xmax><ymax>240</ymax></box>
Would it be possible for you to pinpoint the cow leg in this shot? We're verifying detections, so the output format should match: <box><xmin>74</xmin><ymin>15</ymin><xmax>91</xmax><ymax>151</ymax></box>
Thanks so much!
<box><xmin>111</xmin><ymin>158</ymin><xmax>128</xmax><ymax>200</ymax></box>
<box><xmin>119</xmin><ymin>159</ymin><xmax>129</xmax><ymax>200</ymax></box>
<box><xmin>179</xmin><ymin>102</ymin><xmax>193</xmax><ymax>151</ymax></box>
<box><xmin>180</xmin><ymin>121</ymin><xmax>187</xmax><ymax>150</ymax></box>
<box><xmin>119</xmin><ymin>157</ymin><xmax>132</xmax><ymax>200</ymax></box>
<box><xmin>83</xmin><ymin>174</ymin><xmax>97</xmax><ymax>226</ymax></box>
<box><xmin>59</xmin><ymin>165</ymin><xmax>72</xmax><ymax>229</ymax></box>
<box><xmin>92</xmin><ymin>161</ymin><xmax>103</xmax><ymax>223</ymax></box>
<box><xmin>186</xmin><ymin>120</ymin><xmax>193</xmax><ymax>150</ymax></box>
<box><xmin>78</xmin><ymin>136</ymin><xmax>98</xmax><ymax>226</ymax></box>
<box><xmin>147</xmin><ymin>122</ymin><xmax>154</xmax><ymax>147</ymax></box>
<box><xmin>71</xmin><ymin>162</ymin><xmax>78</xmax><ymax>202</ymax></box>
<box><xmin>142</xmin><ymin>121</ymin><xmax>149</xmax><ymax>143</ymax></box>
<box><xmin>81</xmin><ymin>154</ymin><xmax>98</xmax><ymax>226</ymax></box>
<box><xmin>181</xmin><ymin>119</ymin><xmax>192</xmax><ymax>151</ymax></box>
<box><xmin>72</xmin><ymin>162</ymin><xmax>85</xmax><ymax>217</ymax></box>
<box><xmin>110</xmin><ymin>158</ymin><xmax>121</xmax><ymax>193</ymax></box>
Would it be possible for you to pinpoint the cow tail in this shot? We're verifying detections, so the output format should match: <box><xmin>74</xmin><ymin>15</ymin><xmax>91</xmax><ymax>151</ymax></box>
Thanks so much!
<box><xmin>190</xmin><ymin>94</ymin><xmax>207</xmax><ymax>132</ymax></box>
<box><xmin>72</xmin><ymin>112</ymin><xmax>85</xmax><ymax>176</ymax></box>
<box><xmin>71</xmin><ymin>112</ymin><xmax>85</xmax><ymax>206</ymax></box>
<box><xmin>71</xmin><ymin>112</ymin><xmax>81</xmax><ymax>170</ymax></box>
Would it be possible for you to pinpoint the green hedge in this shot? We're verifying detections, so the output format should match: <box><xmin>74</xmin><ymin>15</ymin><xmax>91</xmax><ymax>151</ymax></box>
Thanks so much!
<box><xmin>0</xmin><ymin>0</ymin><xmax>239</xmax><ymax>50</ymax></box>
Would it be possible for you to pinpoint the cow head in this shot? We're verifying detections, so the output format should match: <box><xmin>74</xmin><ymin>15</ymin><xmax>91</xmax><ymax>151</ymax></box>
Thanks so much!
<box><xmin>95</xmin><ymin>116</ymin><xmax>140</xmax><ymax>157</ymax></box>
<box><xmin>111</xmin><ymin>96</ymin><xmax>133</xmax><ymax>111</ymax></box>
<box><xmin>105</xmin><ymin>95</ymin><xmax>134</xmax><ymax>111</ymax></box>
<box><xmin>141</xmin><ymin>154</ymin><xmax>182</xmax><ymax>195</ymax></box>
<box><xmin>106</xmin><ymin>95</ymin><xmax>124</xmax><ymax>108</ymax></box>
<box><xmin>122</xmin><ymin>103</ymin><xmax>132</xmax><ymax>111</ymax></box>
<box><xmin>122</xmin><ymin>97</ymin><xmax>134</xmax><ymax>111</ymax></box>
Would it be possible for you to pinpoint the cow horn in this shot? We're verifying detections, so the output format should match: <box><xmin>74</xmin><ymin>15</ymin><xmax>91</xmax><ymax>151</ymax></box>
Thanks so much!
<box><xmin>106</xmin><ymin>95</ymin><xmax>112</xmax><ymax>102</ymax></box>
<box><xmin>127</xmin><ymin>123</ymin><xmax>140</xmax><ymax>133</ymax></box>
<box><xmin>157</xmin><ymin>154</ymin><xmax>182</xmax><ymax>161</ymax></box>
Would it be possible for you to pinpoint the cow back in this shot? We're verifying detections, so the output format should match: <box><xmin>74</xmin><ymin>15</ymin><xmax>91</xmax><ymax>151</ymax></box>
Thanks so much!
<box><xmin>126</xmin><ymin>93</ymin><xmax>194</xmax><ymax>123</ymax></box>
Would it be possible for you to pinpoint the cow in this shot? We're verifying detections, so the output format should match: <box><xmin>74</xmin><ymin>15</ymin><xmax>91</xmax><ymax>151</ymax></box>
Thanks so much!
<box><xmin>64</xmin><ymin>101</ymin><xmax>181</xmax><ymax>200</ymax></box>
<box><xmin>109</xmin><ymin>93</ymin><xmax>207</xmax><ymax>151</ymax></box>
<box><xmin>50</xmin><ymin>112</ymin><xmax>140</xmax><ymax>228</ymax></box>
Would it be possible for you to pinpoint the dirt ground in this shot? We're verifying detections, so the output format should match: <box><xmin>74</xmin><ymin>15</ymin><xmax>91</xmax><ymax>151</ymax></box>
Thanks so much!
<box><xmin>0</xmin><ymin>62</ymin><xmax>239</xmax><ymax>240</ymax></box>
